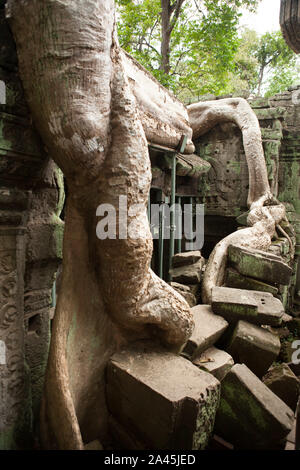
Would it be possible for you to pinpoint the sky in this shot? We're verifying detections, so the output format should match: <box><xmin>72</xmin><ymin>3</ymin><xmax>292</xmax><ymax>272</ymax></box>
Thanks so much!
<box><xmin>240</xmin><ymin>0</ymin><xmax>281</xmax><ymax>35</ymax></box>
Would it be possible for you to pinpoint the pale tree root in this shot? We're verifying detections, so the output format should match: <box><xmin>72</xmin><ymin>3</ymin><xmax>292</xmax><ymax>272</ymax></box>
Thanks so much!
<box><xmin>188</xmin><ymin>98</ymin><xmax>270</xmax><ymax>207</ymax></box>
<box><xmin>188</xmin><ymin>97</ymin><xmax>291</xmax><ymax>304</ymax></box>
<box><xmin>202</xmin><ymin>196</ymin><xmax>287</xmax><ymax>304</ymax></box>
<box><xmin>7</xmin><ymin>0</ymin><xmax>193</xmax><ymax>450</ymax></box>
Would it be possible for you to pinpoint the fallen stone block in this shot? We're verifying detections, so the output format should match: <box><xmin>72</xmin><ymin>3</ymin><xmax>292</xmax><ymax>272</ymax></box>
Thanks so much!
<box><xmin>182</xmin><ymin>305</ymin><xmax>228</xmax><ymax>360</ymax></box>
<box><xmin>108</xmin><ymin>415</ymin><xmax>146</xmax><ymax>450</ymax></box>
<box><xmin>172</xmin><ymin>250</ymin><xmax>202</xmax><ymax>268</ymax></box>
<box><xmin>107</xmin><ymin>346</ymin><xmax>220</xmax><ymax>450</ymax></box>
<box><xmin>263</xmin><ymin>363</ymin><xmax>300</xmax><ymax>412</ymax></box>
<box><xmin>169</xmin><ymin>282</ymin><xmax>197</xmax><ymax>307</ymax></box>
<box><xmin>193</xmin><ymin>347</ymin><xmax>234</xmax><ymax>381</ymax></box>
<box><xmin>215</xmin><ymin>363</ymin><xmax>294</xmax><ymax>449</ymax></box>
<box><xmin>226</xmin><ymin>320</ymin><xmax>281</xmax><ymax>378</ymax></box>
<box><xmin>225</xmin><ymin>268</ymin><xmax>278</xmax><ymax>295</ymax></box>
<box><xmin>187</xmin><ymin>284</ymin><xmax>200</xmax><ymax>296</ymax></box>
<box><xmin>211</xmin><ymin>286</ymin><xmax>284</xmax><ymax>326</ymax></box>
<box><xmin>228</xmin><ymin>244</ymin><xmax>292</xmax><ymax>286</ymax></box>
<box><xmin>169</xmin><ymin>259</ymin><xmax>204</xmax><ymax>284</ymax></box>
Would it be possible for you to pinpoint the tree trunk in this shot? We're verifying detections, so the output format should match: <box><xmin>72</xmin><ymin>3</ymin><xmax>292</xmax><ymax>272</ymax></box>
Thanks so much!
<box><xmin>6</xmin><ymin>0</ymin><xmax>193</xmax><ymax>449</ymax></box>
<box><xmin>187</xmin><ymin>98</ymin><xmax>288</xmax><ymax>304</ymax></box>
<box><xmin>161</xmin><ymin>0</ymin><xmax>172</xmax><ymax>74</ymax></box>
<box><xmin>257</xmin><ymin>65</ymin><xmax>265</xmax><ymax>96</ymax></box>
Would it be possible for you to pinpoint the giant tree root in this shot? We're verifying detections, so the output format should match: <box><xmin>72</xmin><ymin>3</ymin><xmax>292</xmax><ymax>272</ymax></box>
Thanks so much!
<box><xmin>188</xmin><ymin>99</ymin><xmax>290</xmax><ymax>304</ymax></box>
<box><xmin>7</xmin><ymin>0</ymin><xmax>193</xmax><ymax>450</ymax></box>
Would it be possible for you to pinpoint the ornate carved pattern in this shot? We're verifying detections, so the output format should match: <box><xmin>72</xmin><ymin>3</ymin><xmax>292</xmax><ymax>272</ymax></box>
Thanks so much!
<box><xmin>0</xmin><ymin>238</ymin><xmax>25</xmax><ymax>432</ymax></box>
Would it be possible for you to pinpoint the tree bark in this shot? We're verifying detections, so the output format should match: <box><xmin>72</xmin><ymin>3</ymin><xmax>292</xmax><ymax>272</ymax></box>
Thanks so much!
<box><xmin>6</xmin><ymin>0</ymin><xmax>193</xmax><ymax>449</ymax></box>
<box><xmin>160</xmin><ymin>0</ymin><xmax>185</xmax><ymax>75</ymax></box>
<box><xmin>161</xmin><ymin>0</ymin><xmax>172</xmax><ymax>74</ymax></box>
<box><xmin>187</xmin><ymin>98</ymin><xmax>288</xmax><ymax>304</ymax></box>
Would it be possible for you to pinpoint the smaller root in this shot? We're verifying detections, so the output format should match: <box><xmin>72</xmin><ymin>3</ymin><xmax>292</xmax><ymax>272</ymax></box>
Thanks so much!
<box><xmin>276</xmin><ymin>223</ymin><xmax>295</xmax><ymax>258</ymax></box>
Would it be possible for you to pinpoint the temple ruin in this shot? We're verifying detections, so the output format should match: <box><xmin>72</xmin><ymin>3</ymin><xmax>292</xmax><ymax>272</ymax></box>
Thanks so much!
<box><xmin>0</xmin><ymin>0</ymin><xmax>299</xmax><ymax>451</ymax></box>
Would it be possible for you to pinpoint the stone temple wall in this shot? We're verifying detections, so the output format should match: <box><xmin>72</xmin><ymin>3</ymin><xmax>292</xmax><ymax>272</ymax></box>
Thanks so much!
<box><xmin>0</xmin><ymin>3</ymin><xmax>64</xmax><ymax>449</ymax></box>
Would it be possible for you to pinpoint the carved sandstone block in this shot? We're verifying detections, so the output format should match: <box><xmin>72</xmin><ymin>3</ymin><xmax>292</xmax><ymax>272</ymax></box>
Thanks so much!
<box><xmin>107</xmin><ymin>346</ymin><xmax>220</xmax><ymax>450</ymax></box>
<box><xmin>182</xmin><ymin>305</ymin><xmax>228</xmax><ymax>360</ymax></box>
<box><xmin>211</xmin><ymin>286</ymin><xmax>284</xmax><ymax>326</ymax></box>
<box><xmin>226</xmin><ymin>320</ymin><xmax>281</xmax><ymax>378</ymax></box>
<box><xmin>215</xmin><ymin>364</ymin><xmax>294</xmax><ymax>449</ymax></box>
<box><xmin>228</xmin><ymin>244</ymin><xmax>293</xmax><ymax>286</ymax></box>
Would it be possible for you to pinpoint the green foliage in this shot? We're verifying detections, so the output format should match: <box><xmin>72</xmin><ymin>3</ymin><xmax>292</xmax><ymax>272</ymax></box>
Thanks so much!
<box><xmin>116</xmin><ymin>0</ymin><xmax>259</xmax><ymax>100</ymax></box>
<box><xmin>117</xmin><ymin>1</ymin><xmax>298</xmax><ymax>100</ymax></box>
<box><xmin>226</xmin><ymin>29</ymin><xmax>299</xmax><ymax>97</ymax></box>
<box><xmin>265</xmin><ymin>62</ymin><xmax>300</xmax><ymax>97</ymax></box>
<box><xmin>255</xmin><ymin>30</ymin><xmax>297</xmax><ymax>95</ymax></box>
<box><xmin>227</xmin><ymin>29</ymin><xmax>260</xmax><ymax>95</ymax></box>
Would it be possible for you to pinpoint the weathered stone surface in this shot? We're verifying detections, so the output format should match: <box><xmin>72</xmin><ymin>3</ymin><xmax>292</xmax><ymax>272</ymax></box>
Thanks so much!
<box><xmin>211</xmin><ymin>286</ymin><xmax>284</xmax><ymax>326</ymax></box>
<box><xmin>107</xmin><ymin>346</ymin><xmax>220</xmax><ymax>450</ymax></box>
<box><xmin>225</xmin><ymin>268</ymin><xmax>278</xmax><ymax>295</ymax></box>
<box><xmin>187</xmin><ymin>284</ymin><xmax>199</xmax><ymax>294</ymax></box>
<box><xmin>215</xmin><ymin>363</ymin><xmax>294</xmax><ymax>449</ymax></box>
<box><xmin>169</xmin><ymin>282</ymin><xmax>197</xmax><ymax>307</ymax></box>
<box><xmin>25</xmin><ymin>311</ymin><xmax>50</xmax><ymax>424</ymax></box>
<box><xmin>263</xmin><ymin>364</ymin><xmax>300</xmax><ymax>412</ymax></box>
<box><xmin>193</xmin><ymin>347</ymin><xmax>234</xmax><ymax>381</ymax></box>
<box><xmin>254</xmin><ymin>106</ymin><xmax>287</xmax><ymax>121</ymax></box>
<box><xmin>0</xmin><ymin>12</ymin><xmax>64</xmax><ymax>447</ymax></box>
<box><xmin>228</xmin><ymin>245</ymin><xmax>293</xmax><ymax>286</ymax></box>
<box><xmin>0</xmin><ymin>11</ymin><xmax>18</xmax><ymax>71</ymax></box>
<box><xmin>108</xmin><ymin>415</ymin><xmax>147</xmax><ymax>450</ymax></box>
<box><xmin>0</xmin><ymin>228</ymin><xmax>29</xmax><ymax>449</ymax></box>
<box><xmin>226</xmin><ymin>321</ymin><xmax>281</xmax><ymax>378</ymax></box>
<box><xmin>170</xmin><ymin>258</ymin><xmax>204</xmax><ymax>284</ymax></box>
<box><xmin>182</xmin><ymin>305</ymin><xmax>228</xmax><ymax>359</ymax></box>
<box><xmin>172</xmin><ymin>251</ymin><xmax>202</xmax><ymax>268</ymax></box>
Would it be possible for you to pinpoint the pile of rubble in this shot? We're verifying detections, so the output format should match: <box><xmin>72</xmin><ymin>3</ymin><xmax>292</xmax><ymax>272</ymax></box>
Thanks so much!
<box><xmin>105</xmin><ymin>245</ymin><xmax>300</xmax><ymax>450</ymax></box>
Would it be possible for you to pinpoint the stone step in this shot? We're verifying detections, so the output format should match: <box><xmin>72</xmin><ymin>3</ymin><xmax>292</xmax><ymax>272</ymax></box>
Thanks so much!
<box><xmin>182</xmin><ymin>305</ymin><xmax>228</xmax><ymax>360</ymax></box>
<box><xmin>226</xmin><ymin>320</ymin><xmax>281</xmax><ymax>378</ymax></box>
<box><xmin>107</xmin><ymin>345</ymin><xmax>220</xmax><ymax>450</ymax></box>
<box><xmin>263</xmin><ymin>364</ymin><xmax>300</xmax><ymax>412</ymax></box>
<box><xmin>172</xmin><ymin>250</ymin><xmax>202</xmax><ymax>268</ymax></box>
<box><xmin>192</xmin><ymin>347</ymin><xmax>234</xmax><ymax>381</ymax></box>
<box><xmin>211</xmin><ymin>286</ymin><xmax>284</xmax><ymax>326</ymax></box>
<box><xmin>215</xmin><ymin>363</ymin><xmax>294</xmax><ymax>449</ymax></box>
<box><xmin>228</xmin><ymin>244</ymin><xmax>293</xmax><ymax>286</ymax></box>
<box><xmin>169</xmin><ymin>258</ymin><xmax>204</xmax><ymax>285</ymax></box>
